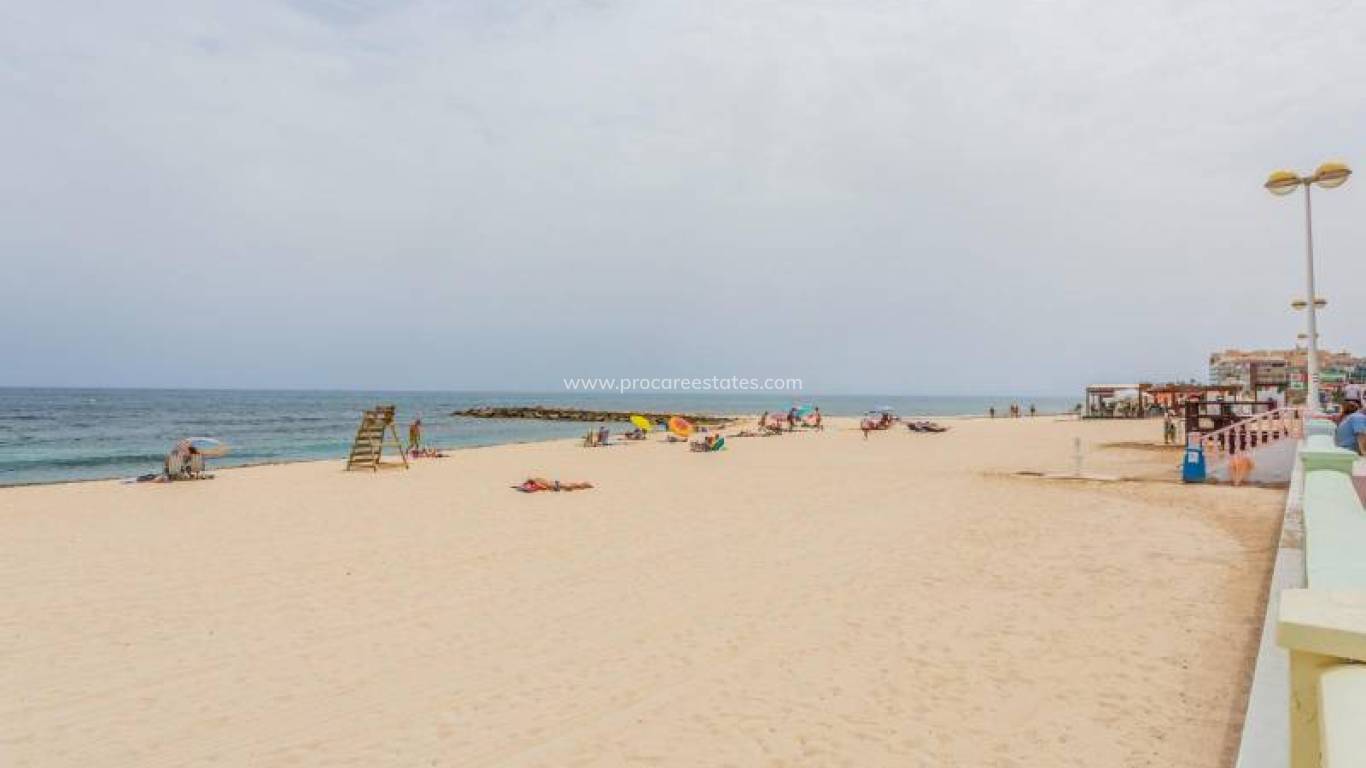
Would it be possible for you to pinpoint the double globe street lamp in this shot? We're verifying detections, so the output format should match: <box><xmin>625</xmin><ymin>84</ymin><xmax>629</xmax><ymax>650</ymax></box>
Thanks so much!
<box><xmin>1265</xmin><ymin>161</ymin><xmax>1352</xmax><ymax>411</ymax></box>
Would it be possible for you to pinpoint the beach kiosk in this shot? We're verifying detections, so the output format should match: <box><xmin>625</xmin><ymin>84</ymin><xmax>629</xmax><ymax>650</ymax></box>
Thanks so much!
<box><xmin>1084</xmin><ymin>384</ymin><xmax>1146</xmax><ymax>418</ymax></box>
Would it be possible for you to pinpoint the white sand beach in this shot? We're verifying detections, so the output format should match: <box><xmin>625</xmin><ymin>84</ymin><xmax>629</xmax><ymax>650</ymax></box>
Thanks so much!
<box><xmin>1</xmin><ymin>416</ymin><xmax>1282</xmax><ymax>767</ymax></box>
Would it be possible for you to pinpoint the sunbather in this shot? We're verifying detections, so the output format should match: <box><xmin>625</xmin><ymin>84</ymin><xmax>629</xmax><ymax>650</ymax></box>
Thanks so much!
<box><xmin>515</xmin><ymin>477</ymin><xmax>594</xmax><ymax>492</ymax></box>
<box><xmin>906</xmin><ymin>421</ymin><xmax>948</xmax><ymax>433</ymax></box>
<box><xmin>690</xmin><ymin>435</ymin><xmax>725</xmax><ymax>452</ymax></box>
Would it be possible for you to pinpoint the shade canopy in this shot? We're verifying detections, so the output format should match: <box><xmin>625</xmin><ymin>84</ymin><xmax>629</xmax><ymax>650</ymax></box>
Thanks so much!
<box><xmin>182</xmin><ymin>437</ymin><xmax>230</xmax><ymax>457</ymax></box>
<box><xmin>668</xmin><ymin>416</ymin><xmax>693</xmax><ymax>437</ymax></box>
<box><xmin>630</xmin><ymin>415</ymin><xmax>653</xmax><ymax>432</ymax></box>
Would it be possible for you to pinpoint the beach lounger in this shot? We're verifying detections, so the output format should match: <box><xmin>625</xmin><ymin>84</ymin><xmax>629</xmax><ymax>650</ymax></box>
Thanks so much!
<box><xmin>690</xmin><ymin>436</ymin><xmax>726</xmax><ymax>452</ymax></box>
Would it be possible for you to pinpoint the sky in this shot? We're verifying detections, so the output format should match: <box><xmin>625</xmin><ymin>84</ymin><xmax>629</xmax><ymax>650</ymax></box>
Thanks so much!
<box><xmin>1</xmin><ymin>0</ymin><xmax>1364</xmax><ymax>395</ymax></box>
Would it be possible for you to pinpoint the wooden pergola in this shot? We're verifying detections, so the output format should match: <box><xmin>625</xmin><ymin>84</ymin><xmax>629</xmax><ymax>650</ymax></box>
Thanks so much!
<box><xmin>1084</xmin><ymin>384</ymin><xmax>1144</xmax><ymax>418</ymax></box>
<box><xmin>1084</xmin><ymin>382</ymin><xmax>1246</xmax><ymax>419</ymax></box>
<box><xmin>1144</xmin><ymin>383</ymin><xmax>1242</xmax><ymax>410</ymax></box>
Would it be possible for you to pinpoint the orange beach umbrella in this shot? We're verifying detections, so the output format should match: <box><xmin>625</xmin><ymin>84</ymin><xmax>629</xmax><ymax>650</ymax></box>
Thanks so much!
<box><xmin>668</xmin><ymin>416</ymin><xmax>694</xmax><ymax>437</ymax></box>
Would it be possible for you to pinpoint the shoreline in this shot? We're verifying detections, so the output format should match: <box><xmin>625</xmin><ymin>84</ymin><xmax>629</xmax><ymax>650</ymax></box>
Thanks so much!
<box><xmin>0</xmin><ymin>412</ymin><xmax>1084</xmax><ymax>490</ymax></box>
<box><xmin>0</xmin><ymin>434</ymin><xmax>586</xmax><ymax>491</ymax></box>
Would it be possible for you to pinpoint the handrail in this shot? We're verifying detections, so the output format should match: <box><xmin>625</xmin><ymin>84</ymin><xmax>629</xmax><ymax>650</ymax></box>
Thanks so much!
<box><xmin>1201</xmin><ymin>406</ymin><xmax>1304</xmax><ymax>464</ymax></box>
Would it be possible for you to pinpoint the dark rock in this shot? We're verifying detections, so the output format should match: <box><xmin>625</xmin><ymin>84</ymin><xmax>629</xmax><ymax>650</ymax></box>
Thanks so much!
<box><xmin>449</xmin><ymin>406</ymin><xmax>733</xmax><ymax>426</ymax></box>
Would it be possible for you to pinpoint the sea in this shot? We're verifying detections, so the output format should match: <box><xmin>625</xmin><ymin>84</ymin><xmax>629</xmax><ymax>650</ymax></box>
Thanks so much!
<box><xmin>0</xmin><ymin>389</ymin><xmax>1078</xmax><ymax>486</ymax></box>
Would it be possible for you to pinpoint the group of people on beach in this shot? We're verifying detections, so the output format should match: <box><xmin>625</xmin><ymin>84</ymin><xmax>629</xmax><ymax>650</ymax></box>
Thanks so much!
<box><xmin>988</xmin><ymin>403</ymin><xmax>1035</xmax><ymax>418</ymax></box>
<box><xmin>857</xmin><ymin>411</ymin><xmax>950</xmax><ymax>438</ymax></box>
<box><xmin>740</xmin><ymin>408</ymin><xmax>823</xmax><ymax>436</ymax></box>
<box><xmin>860</xmin><ymin>411</ymin><xmax>895</xmax><ymax>437</ymax></box>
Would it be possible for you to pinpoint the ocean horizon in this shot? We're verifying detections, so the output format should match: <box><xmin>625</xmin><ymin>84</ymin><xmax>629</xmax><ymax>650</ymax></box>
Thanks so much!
<box><xmin>0</xmin><ymin>387</ymin><xmax>1079</xmax><ymax>486</ymax></box>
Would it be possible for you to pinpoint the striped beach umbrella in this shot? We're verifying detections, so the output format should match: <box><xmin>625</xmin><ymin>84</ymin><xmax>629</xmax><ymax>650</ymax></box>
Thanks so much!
<box><xmin>185</xmin><ymin>437</ymin><xmax>230</xmax><ymax>457</ymax></box>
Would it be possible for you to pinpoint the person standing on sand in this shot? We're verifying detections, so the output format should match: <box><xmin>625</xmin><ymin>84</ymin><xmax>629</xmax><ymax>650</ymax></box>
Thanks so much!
<box><xmin>787</xmin><ymin>407</ymin><xmax>797</xmax><ymax>432</ymax></box>
<box><xmin>408</xmin><ymin>418</ymin><xmax>423</xmax><ymax>454</ymax></box>
<box><xmin>989</xmin><ymin>406</ymin><xmax>995</xmax><ymax>418</ymax></box>
<box><xmin>1029</xmin><ymin>404</ymin><xmax>1036</xmax><ymax>417</ymax></box>
<box><xmin>1163</xmin><ymin>411</ymin><xmax>1177</xmax><ymax>444</ymax></box>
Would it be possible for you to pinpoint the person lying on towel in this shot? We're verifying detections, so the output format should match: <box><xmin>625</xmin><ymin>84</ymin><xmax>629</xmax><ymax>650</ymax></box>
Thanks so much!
<box><xmin>515</xmin><ymin>477</ymin><xmax>593</xmax><ymax>493</ymax></box>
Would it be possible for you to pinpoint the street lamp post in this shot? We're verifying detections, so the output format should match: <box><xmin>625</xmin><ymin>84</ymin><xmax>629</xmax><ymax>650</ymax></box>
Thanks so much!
<box><xmin>1266</xmin><ymin>161</ymin><xmax>1352</xmax><ymax>413</ymax></box>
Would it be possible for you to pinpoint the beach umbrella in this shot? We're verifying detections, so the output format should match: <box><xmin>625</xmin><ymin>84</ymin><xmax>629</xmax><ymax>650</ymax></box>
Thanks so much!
<box><xmin>794</xmin><ymin>405</ymin><xmax>814</xmax><ymax>418</ymax></box>
<box><xmin>630</xmin><ymin>415</ymin><xmax>653</xmax><ymax>432</ymax></box>
<box><xmin>184</xmin><ymin>437</ymin><xmax>230</xmax><ymax>457</ymax></box>
<box><xmin>668</xmin><ymin>416</ymin><xmax>694</xmax><ymax>438</ymax></box>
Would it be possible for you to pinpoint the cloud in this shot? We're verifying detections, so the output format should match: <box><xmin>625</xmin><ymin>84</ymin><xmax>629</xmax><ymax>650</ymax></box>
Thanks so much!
<box><xmin>1</xmin><ymin>0</ymin><xmax>1363</xmax><ymax>392</ymax></box>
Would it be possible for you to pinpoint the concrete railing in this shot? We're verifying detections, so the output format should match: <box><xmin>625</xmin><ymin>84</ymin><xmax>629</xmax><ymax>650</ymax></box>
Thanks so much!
<box><xmin>1277</xmin><ymin>421</ymin><xmax>1366</xmax><ymax>767</ymax></box>
<box><xmin>1203</xmin><ymin>406</ymin><xmax>1305</xmax><ymax>468</ymax></box>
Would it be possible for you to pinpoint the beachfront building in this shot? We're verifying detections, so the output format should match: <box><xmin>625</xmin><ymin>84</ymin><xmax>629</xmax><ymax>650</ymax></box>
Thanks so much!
<box><xmin>1209</xmin><ymin>348</ymin><xmax>1365</xmax><ymax>404</ymax></box>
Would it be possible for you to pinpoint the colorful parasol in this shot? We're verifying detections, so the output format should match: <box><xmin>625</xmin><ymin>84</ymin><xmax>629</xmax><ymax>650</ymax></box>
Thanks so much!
<box><xmin>630</xmin><ymin>415</ymin><xmax>653</xmax><ymax>432</ymax></box>
<box><xmin>184</xmin><ymin>437</ymin><xmax>230</xmax><ymax>457</ymax></box>
<box><xmin>668</xmin><ymin>416</ymin><xmax>694</xmax><ymax>437</ymax></box>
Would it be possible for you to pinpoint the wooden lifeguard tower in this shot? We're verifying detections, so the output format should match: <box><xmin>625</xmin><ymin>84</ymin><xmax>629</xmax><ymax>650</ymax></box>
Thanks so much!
<box><xmin>345</xmin><ymin>405</ymin><xmax>409</xmax><ymax>472</ymax></box>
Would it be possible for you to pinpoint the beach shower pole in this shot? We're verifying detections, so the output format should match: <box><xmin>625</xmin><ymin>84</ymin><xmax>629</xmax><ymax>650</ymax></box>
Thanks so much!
<box><xmin>1266</xmin><ymin>162</ymin><xmax>1352</xmax><ymax>414</ymax></box>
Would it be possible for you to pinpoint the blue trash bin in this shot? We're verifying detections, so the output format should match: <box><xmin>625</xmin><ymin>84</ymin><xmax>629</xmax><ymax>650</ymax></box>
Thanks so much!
<box><xmin>1182</xmin><ymin>442</ymin><xmax>1206</xmax><ymax>483</ymax></box>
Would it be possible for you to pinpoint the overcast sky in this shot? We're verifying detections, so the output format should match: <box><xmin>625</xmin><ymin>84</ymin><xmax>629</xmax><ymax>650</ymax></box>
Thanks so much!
<box><xmin>1</xmin><ymin>0</ymin><xmax>1363</xmax><ymax>395</ymax></box>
